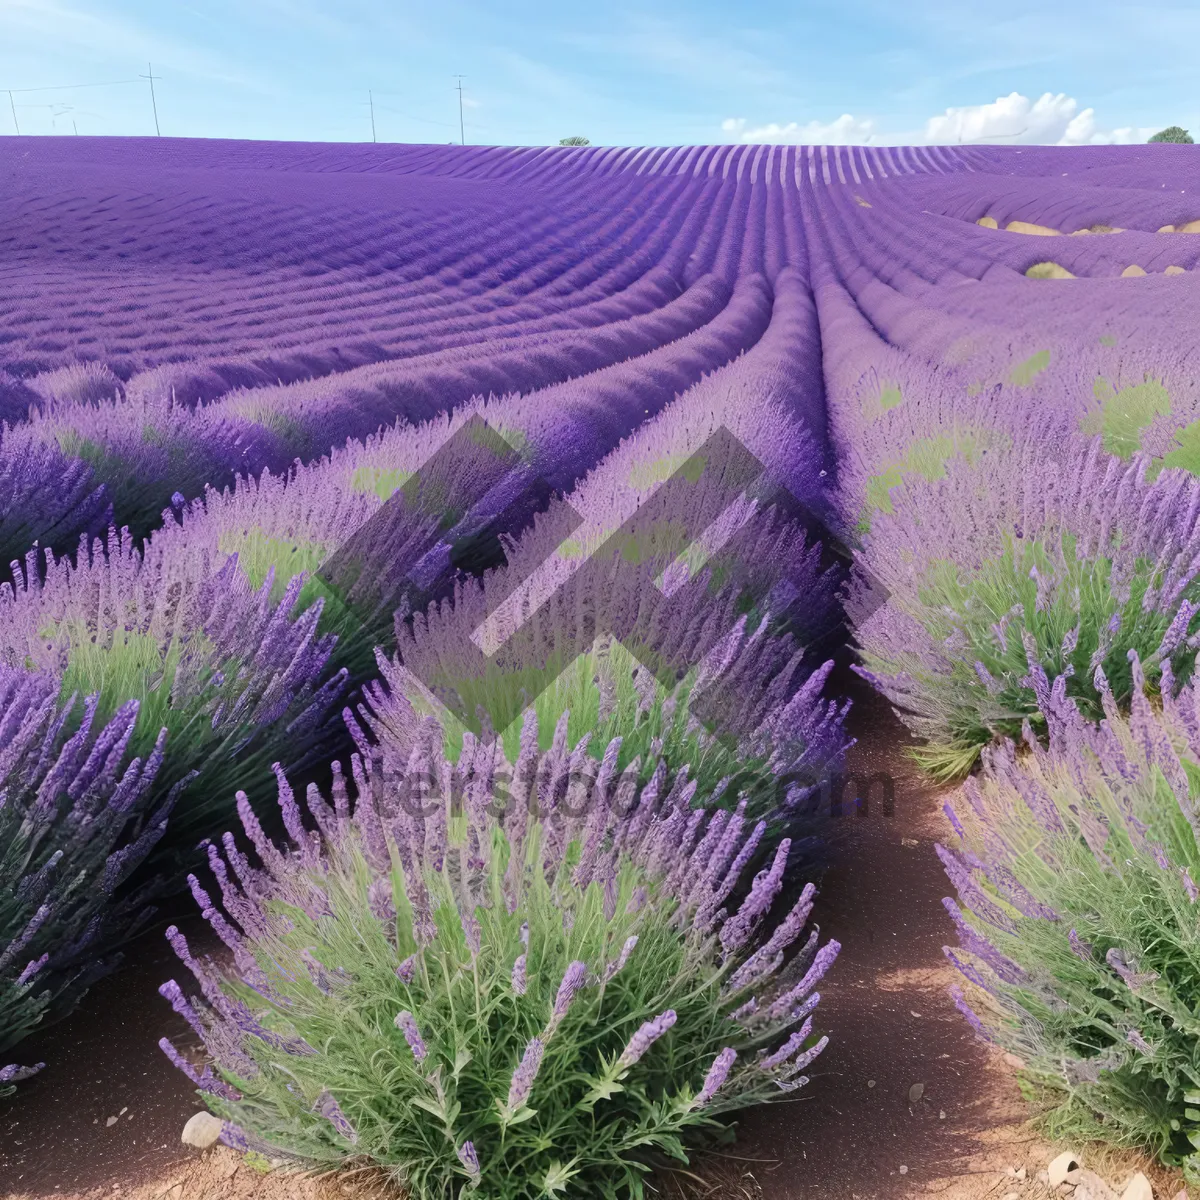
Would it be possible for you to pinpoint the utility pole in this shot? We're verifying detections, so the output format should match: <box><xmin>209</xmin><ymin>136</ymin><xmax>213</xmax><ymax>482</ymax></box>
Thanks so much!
<box><xmin>369</xmin><ymin>89</ymin><xmax>376</xmax><ymax>142</ymax></box>
<box><xmin>140</xmin><ymin>62</ymin><xmax>161</xmax><ymax>136</ymax></box>
<box><xmin>453</xmin><ymin>75</ymin><xmax>465</xmax><ymax>145</ymax></box>
<box><xmin>7</xmin><ymin>90</ymin><xmax>18</xmax><ymax>135</ymax></box>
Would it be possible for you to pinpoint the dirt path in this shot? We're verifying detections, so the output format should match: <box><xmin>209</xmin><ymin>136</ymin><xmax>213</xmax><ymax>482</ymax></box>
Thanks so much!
<box><xmin>1</xmin><ymin>680</ymin><xmax>1191</xmax><ymax>1200</ymax></box>
<box><xmin>733</xmin><ymin>678</ymin><xmax>1191</xmax><ymax>1200</ymax></box>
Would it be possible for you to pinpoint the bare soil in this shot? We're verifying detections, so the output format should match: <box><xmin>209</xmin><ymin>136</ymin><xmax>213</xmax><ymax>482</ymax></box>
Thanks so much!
<box><xmin>1</xmin><ymin>680</ymin><xmax>1192</xmax><ymax>1200</ymax></box>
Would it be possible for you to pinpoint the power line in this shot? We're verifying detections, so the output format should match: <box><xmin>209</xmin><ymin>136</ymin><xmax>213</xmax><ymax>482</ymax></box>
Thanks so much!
<box><xmin>453</xmin><ymin>75</ymin><xmax>465</xmax><ymax>146</ymax></box>
<box><xmin>1</xmin><ymin>78</ymin><xmax>142</xmax><ymax>94</ymax></box>
<box><xmin>139</xmin><ymin>62</ymin><xmax>161</xmax><ymax>136</ymax></box>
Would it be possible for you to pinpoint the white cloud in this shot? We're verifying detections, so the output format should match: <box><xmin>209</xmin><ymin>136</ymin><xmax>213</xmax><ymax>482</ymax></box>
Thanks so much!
<box><xmin>924</xmin><ymin>92</ymin><xmax>1157</xmax><ymax>145</ymax></box>
<box><xmin>722</xmin><ymin>91</ymin><xmax>1163</xmax><ymax>146</ymax></box>
<box><xmin>722</xmin><ymin>114</ymin><xmax>877</xmax><ymax>144</ymax></box>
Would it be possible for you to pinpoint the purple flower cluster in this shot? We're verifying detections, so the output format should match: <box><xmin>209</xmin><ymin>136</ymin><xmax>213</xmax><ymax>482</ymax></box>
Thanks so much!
<box><xmin>154</xmin><ymin>676</ymin><xmax>840</xmax><ymax>1169</ymax></box>
<box><xmin>0</xmin><ymin>667</ymin><xmax>175</xmax><ymax>1089</ymax></box>
<box><xmin>0</xmin><ymin>528</ymin><xmax>348</xmax><ymax>858</ymax></box>
<box><xmin>938</xmin><ymin>656</ymin><xmax>1200</xmax><ymax>1109</ymax></box>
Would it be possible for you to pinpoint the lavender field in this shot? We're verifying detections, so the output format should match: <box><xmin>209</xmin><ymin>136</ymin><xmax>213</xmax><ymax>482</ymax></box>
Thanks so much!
<box><xmin>4</xmin><ymin>135</ymin><xmax>1200</xmax><ymax>1199</ymax></box>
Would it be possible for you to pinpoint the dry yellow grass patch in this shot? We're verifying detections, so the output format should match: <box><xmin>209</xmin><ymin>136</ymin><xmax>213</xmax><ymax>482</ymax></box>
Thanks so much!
<box><xmin>1025</xmin><ymin>262</ymin><xmax>1075</xmax><ymax>279</ymax></box>
<box><xmin>1165</xmin><ymin>265</ymin><xmax>1188</xmax><ymax>275</ymax></box>
<box><xmin>1159</xmin><ymin>221</ymin><xmax>1200</xmax><ymax>233</ymax></box>
<box><xmin>976</xmin><ymin>215</ymin><xmax>999</xmax><ymax>228</ymax></box>
<box><xmin>1121</xmin><ymin>265</ymin><xmax>1148</xmax><ymax>276</ymax></box>
<box><xmin>1005</xmin><ymin>220</ymin><xmax>1061</xmax><ymax>236</ymax></box>
<box><xmin>1070</xmin><ymin>224</ymin><xmax>1124</xmax><ymax>235</ymax></box>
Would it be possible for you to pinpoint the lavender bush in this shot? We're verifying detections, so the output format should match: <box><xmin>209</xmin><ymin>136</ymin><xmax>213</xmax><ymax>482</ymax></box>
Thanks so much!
<box><xmin>158</xmin><ymin>697</ymin><xmax>838</xmax><ymax>1197</ymax></box>
<box><xmin>941</xmin><ymin>654</ymin><xmax>1200</xmax><ymax>1179</ymax></box>
<box><xmin>851</xmin><ymin>439</ymin><xmax>1200</xmax><ymax>779</ymax></box>
<box><xmin>0</xmin><ymin>531</ymin><xmax>348</xmax><ymax>859</ymax></box>
<box><xmin>1</xmin><ymin>669</ymin><xmax>181</xmax><ymax>1094</ymax></box>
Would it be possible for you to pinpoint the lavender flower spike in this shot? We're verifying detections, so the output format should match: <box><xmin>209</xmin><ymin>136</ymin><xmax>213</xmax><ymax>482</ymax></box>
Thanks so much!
<box><xmin>616</xmin><ymin>1010</ymin><xmax>677</xmax><ymax>1071</ymax></box>
<box><xmin>313</xmin><ymin>1089</ymin><xmax>358</xmax><ymax>1144</ymax></box>
<box><xmin>1126</xmin><ymin>1028</ymin><xmax>1153</xmax><ymax>1055</ymax></box>
<box><xmin>505</xmin><ymin>1036</ymin><xmax>545</xmax><ymax>1116</ymax></box>
<box><xmin>719</xmin><ymin>839</ymin><xmax>791</xmax><ymax>954</ymax></box>
<box><xmin>547</xmin><ymin>960</ymin><xmax>588</xmax><ymax>1030</ymax></box>
<box><xmin>1106</xmin><ymin>948</ymin><xmax>1159</xmax><ymax>991</ymax></box>
<box><xmin>395</xmin><ymin>1010</ymin><xmax>428</xmax><ymax>1062</ymax></box>
<box><xmin>0</xmin><ymin>1063</ymin><xmax>44</xmax><ymax>1086</ymax></box>
<box><xmin>604</xmin><ymin>935</ymin><xmax>638</xmax><ymax>982</ymax></box>
<box><xmin>396</xmin><ymin>955</ymin><xmax>417</xmax><ymax>984</ymax></box>
<box><xmin>694</xmin><ymin>1048</ymin><xmax>737</xmax><ymax>1108</ymax></box>
<box><xmin>219</xmin><ymin>1123</ymin><xmax>249</xmax><ymax>1152</ymax></box>
<box><xmin>511</xmin><ymin>953</ymin><xmax>528</xmax><ymax>996</ymax></box>
<box><xmin>457</xmin><ymin>1140</ymin><xmax>482</xmax><ymax>1185</ymax></box>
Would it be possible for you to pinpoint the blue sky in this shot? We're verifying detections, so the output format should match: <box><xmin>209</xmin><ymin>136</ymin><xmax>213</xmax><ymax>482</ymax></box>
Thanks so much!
<box><xmin>1</xmin><ymin>0</ymin><xmax>1196</xmax><ymax>145</ymax></box>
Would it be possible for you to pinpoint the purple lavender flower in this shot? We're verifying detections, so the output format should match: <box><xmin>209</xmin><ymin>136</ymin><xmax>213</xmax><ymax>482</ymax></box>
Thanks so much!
<box><xmin>219</xmin><ymin>1123</ymin><xmax>250</xmax><ymax>1152</ymax></box>
<box><xmin>461</xmin><ymin>911</ymin><xmax>482</xmax><ymax>958</ymax></box>
<box><xmin>604</xmin><ymin>935</ymin><xmax>639</xmax><ymax>982</ymax></box>
<box><xmin>511</xmin><ymin>954</ymin><xmax>528</xmax><ymax>996</ymax></box>
<box><xmin>548</xmin><ymin>960</ymin><xmax>588</xmax><ymax>1029</ymax></box>
<box><xmin>0</xmin><ymin>1062</ymin><xmax>44</xmax><ymax>1085</ymax></box>
<box><xmin>948</xmin><ymin>985</ymin><xmax>993</xmax><ymax>1044</ymax></box>
<box><xmin>505</xmin><ymin>1036</ymin><xmax>545</xmax><ymax>1115</ymax></box>
<box><xmin>1106</xmin><ymin>948</ymin><xmax>1159</xmax><ymax>991</ymax></box>
<box><xmin>719</xmin><ymin>839</ymin><xmax>791</xmax><ymax>954</ymax></box>
<box><xmin>157</xmin><ymin>1038</ymin><xmax>241</xmax><ymax>1103</ymax></box>
<box><xmin>457</xmin><ymin>1140</ymin><xmax>481</xmax><ymax>1184</ymax></box>
<box><xmin>729</xmin><ymin>997</ymin><xmax>758</xmax><ymax>1023</ymax></box>
<box><xmin>616</xmin><ymin>1009</ymin><xmax>677</xmax><ymax>1071</ymax></box>
<box><xmin>16</xmin><ymin>954</ymin><xmax>49</xmax><ymax>987</ymax></box>
<box><xmin>1182</xmin><ymin>867</ymin><xmax>1199</xmax><ymax>902</ymax></box>
<box><xmin>313</xmin><ymin>1089</ymin><xmax>358</xmax><ymax>1144</ymax></box>
<box><xmin>395</xmin><ymin>1010</ymin><xmax>428</xmax><ymax>1062</ymax></box>
<box><xmin>1068</xmin><ymin>929</ymin><xmax>1093</xmax><ymax>961</ymax></box>
<box><xmin>1126</xmin><ymin>1028</ymin><xmax>1153</xmax><ymax>1055</ymax></box>
<box><xmin>396</xmin><ymin>955</ymin><xmax>417</xmax><ymax>984</ymax></box>
<box><xmin>763</xmin><ymin>940</ymin><xmax>841</xmax><ymax>1022</ymax></box>
<box><xmin>758</xmin><ymin>1019</ymin><xmax>813</xmax><ymax>1070</ymax></box>
<box><xmin>694</xmin><ymin>1047</ymin><xmax>737</xmax><ymax>1108</ymax></box>
<box><xmin>158</xmin><ymin>979</ymin><xmax>206</xmax><ymax>1040</ymax></box>
<box><xmin>368</xmin><ymin>878</ymin><xmax>397</xmax><ymax>927</ymax></box>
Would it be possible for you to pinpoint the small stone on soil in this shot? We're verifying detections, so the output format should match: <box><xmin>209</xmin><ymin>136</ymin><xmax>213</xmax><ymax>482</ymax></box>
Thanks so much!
<box><xmin>867</xmin><ymin>1079</ymin><xmax>876</xmax><ymax>1087</ymax></box>
<box><xmin>181</xmin><ymin>1111</ymin><xmax>224</xmax><ymax>1149</ymax></box>
<box><xmin>908</xmin><ymin>1083</ymin><xmax>925</xmax><ymax>1103</ymax></box>
<box><xmin>1048</xmin><ymin>1151</ymin><xmax>1082</xmax><ymax>1186</ymax></box>
<box><xmin>105</xmin><ymin>1116</ymin><xmax>118</xmax><ymax>1127</ymax></box>
<box><xmin>1119</xmin><ymin>1173</ymin><xmax>1153</xmax><ymax>1200</ymax></box>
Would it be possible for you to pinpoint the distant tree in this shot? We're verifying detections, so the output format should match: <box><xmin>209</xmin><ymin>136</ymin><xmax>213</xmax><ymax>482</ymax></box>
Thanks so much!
<box><xmin>1148</xmin><ymin>126</ymin><xmax>1194</xmax><ymax>144</ymax></box>
<box><xmin>559</xmin><ymin>136</ymin><xmax>590</xmax><ymax>146</ymax></box>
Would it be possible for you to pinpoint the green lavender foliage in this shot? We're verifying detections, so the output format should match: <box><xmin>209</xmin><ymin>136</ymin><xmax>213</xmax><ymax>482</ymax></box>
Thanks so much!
<box><xmin>851</xmin><ymin>443</ymin><xmax>1200</xmax><ymax>782</ymax></box>
<box><xmin>941</xmin><ymin>659</ymin><xmax>1200</xmax><ymax>1181</ymax></box>
<box><xmin>161</xmin><ymin>705</ymin><xmax>837</xmax><ymax>1199</ymax></box>
<box><xmin>1</xmin><ymin>671</ymin><xmax>179</xmax><ymax>1094</ymax></box>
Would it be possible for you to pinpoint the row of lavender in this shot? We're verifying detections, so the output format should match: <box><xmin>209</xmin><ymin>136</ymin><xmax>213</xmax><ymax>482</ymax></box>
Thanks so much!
<box><xmin>0</xmin><ymin>140</ymin><xmax>855</xmax><ymax>1195</ymax></box>
<box><xmin>806</xmin><ymin>144</ymin><xmax>1200</xmax><ymax>1176</ymax></box>
<box><xmin>7</xmin><ymin>133</ymin><xmax>1200</xmax><ymax>1188</ymax></box>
